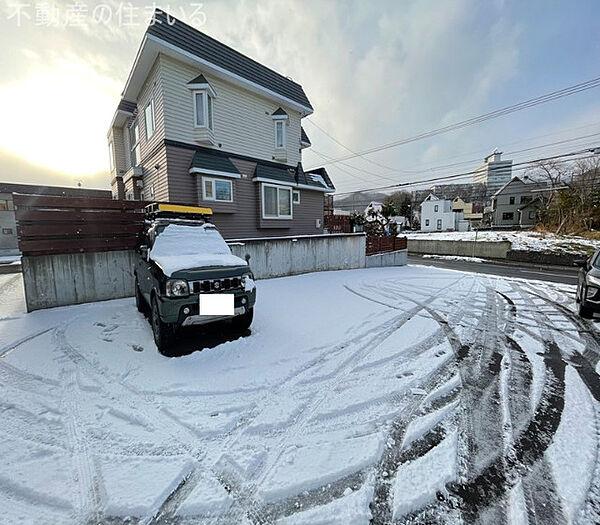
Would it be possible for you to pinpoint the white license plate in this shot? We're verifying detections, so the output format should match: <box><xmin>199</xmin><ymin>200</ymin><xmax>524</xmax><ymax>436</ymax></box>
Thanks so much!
<box><xmin>199</xmin><ymin>294</ymin><xmax>234</xmax><ymax>316</ymax></box>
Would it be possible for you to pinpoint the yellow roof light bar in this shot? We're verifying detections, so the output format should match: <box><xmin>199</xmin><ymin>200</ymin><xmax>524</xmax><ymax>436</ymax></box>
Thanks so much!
<box><xmin>148</xmin><ymin>203</ymin><xmax>213</xmax><ymax>215</ymax></box>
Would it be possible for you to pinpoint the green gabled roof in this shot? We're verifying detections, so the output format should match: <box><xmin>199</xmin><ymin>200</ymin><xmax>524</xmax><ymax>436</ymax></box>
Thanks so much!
<box><xmin>255</xmin><ymin>164</ymin><xmax>335</xmax><ymax>191</ymax></box>
<box><xmin>188</xmin><ymin>74</ymin><xmax>208</xmax><ymax>85</ymax></box>
<box><xmin>256</xmin><ymin>164</ymin><xmax>296</xmax><ymax>184</ymax></box>
<box><xmin>190</xmin><ymin>151</ymin><xmax>239</xmax><ymax>175</ymax></box>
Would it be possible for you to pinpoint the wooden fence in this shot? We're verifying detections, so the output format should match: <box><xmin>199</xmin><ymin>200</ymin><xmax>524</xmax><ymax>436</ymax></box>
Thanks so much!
<box><xmin>14</xmin><ymin>193</ymin><xmax>147</xmax><ymax>256</ymax></box>
<box><xmin>366</xmin><ymin>236</ymin><xmax>407</xmax><ymax>255</ymax></box>
<box><xmin>324</xmin><ymin>214</ymin><xmax>352</xmax><ymax>233</ymax></box>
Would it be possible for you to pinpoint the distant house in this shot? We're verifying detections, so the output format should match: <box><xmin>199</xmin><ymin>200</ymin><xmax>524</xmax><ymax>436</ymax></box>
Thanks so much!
<box><xmin>0</xmin><ymin>182</ymin><xmax>111</xmax><ymax>254</ymax></box>
<box><xmin>452</xmin><ymin>197</ymin><xmax>483</xmax><ymax>227</ymax></box>
<box><xmin>107</xmin><ymin>9</ymin><xmax>334</xmax><ymax>240</ymax></box>
<box><xmin>420</xmin><ymin>194</ymin><xmax>467</xmax><ymax>232</ymax></box>
<box><xmin>364</xmin><ymin>201</ymin><xmax>383</xmax><ymax>216</ymax></box>
<box><xmin>490</xmin><ymin>177</ymin><xmax>546</xmax><ymax>227</ymax></box>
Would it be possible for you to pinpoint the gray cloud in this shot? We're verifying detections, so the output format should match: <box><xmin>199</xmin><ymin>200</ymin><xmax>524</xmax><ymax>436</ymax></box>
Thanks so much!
<box><xmin>0</xmin><ymin>0</ymin><xmax>597</xmax><ymax>193</ymax></box>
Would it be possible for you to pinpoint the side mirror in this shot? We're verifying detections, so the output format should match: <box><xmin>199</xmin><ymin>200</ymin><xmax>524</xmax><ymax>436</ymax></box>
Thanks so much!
<box><xmin>244</xmin><ymin>253</ymin><xmax>251</xmax><ymax>264</ymax></box>
<box><xmin>574</xmin><ymin>258</ymin><xmax>587</xmax><ymax>268</ymax></box>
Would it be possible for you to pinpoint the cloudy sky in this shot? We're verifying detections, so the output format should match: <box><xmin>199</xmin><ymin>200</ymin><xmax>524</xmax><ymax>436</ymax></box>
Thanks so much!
<box><xmin>0</xmin><ymin>0</ymin><xmax>599</xmax><ymax>193</ymax></box>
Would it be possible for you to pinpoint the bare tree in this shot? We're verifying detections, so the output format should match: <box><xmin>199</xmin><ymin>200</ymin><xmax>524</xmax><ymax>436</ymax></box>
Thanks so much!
<box><xmin>530</xmin><ymin>157</ymin><xmax>600</xmax><ymax>233</ymax></box>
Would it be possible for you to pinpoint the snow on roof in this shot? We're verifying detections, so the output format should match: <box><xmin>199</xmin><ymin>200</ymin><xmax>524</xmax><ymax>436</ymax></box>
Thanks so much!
<box><xmin>309</xmin><ymin>173</ymin><xmax>328</xmax><ymax>187</ymax></box>
<box><xmin>149</xmin><ymin>223</ymin><xmax>247</xmax><ymax>277</ymax></box>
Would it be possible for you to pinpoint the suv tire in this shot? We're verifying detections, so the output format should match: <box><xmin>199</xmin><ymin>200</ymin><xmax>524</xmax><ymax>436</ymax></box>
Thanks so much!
<box><xmin>151</xmin><ymin>296</ymin><xmax>176</xmax><ymax>355</ymax></box>
<box><xmin>579</xmin><ymin>286</ymin><xmax>594</xmax><ymax>319</ymax></box>
<box><xmin>135</xmin><ymin>277</ymin><xmax>146</xmax><ymax>314</ymax></box>
<box><xmin>232</xmin><ymin>307</ymin><xmax>254</xmax><ymax>331</ymax></box>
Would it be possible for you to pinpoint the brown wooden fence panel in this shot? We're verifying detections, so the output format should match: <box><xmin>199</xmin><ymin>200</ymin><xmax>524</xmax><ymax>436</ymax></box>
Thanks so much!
<box><xmin>366</xmin><ymin>236</ymin><xmax>407</xmax><ymax>255</ymax></box>
<box><xmin>14</xmin><ymin>193</ymin><xmax>147</xmax><ymax>256</ymax></box>
<box><xmin>324</xmin><ymin>214</ymin><xmax>351</xmax><ymax>233</ymax></box>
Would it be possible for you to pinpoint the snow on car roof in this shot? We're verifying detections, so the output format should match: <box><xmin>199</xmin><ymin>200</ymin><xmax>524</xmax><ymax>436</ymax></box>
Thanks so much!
<box><xmin>149</xmin><ymin>223</ymin><xmax>247</xmax><ymax>276</ymax></box>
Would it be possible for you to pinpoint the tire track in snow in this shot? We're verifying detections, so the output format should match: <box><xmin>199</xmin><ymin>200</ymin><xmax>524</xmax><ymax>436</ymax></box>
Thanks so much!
<box><xmin>55</xmin><ymin>327</ymin><xmax>208</xmax><ymax>524</ymax></box>
<box><xmin>58</xmin><ymin>330</ymin><xmax>104</xmax><ymax>524</ymax></box>
<box><xmin>201</xmin><ymin>276</ymin><xmax>471</xmax><ymax>525</ymax></box>
<box><xmin>497</xmin><ymin>289</ymin><xmax>565</xmax><ymax>525</ymax></box>
<box><xmin>446</xmin><ymin>284</ymin><xmax>567</xmax><ymax>524</ymax></box>
<box><xmin>346</xmin><ymin>277</ymin><xmax>478</xmax><ymax>524</ymax></box>
<box><xmin>512</xmin><ymin>285</ymin><xmax>600</xmax><ymax>523</ymax></box>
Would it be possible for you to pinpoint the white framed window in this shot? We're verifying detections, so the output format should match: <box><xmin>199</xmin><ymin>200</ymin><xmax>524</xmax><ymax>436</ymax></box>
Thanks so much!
<box><xmin>292</xmin><ymin>190</ymin><xmax>300</xmax><ymax>204</ymax></box>
<box><xmin>202</xmin><ymin>177</ymin><xmax>232</xmax><ymax>202</ymax></box>
<box><xmin>145</xmin><ymin>99</ymin><xmax>155</xmax><ymax>139</ymax></box>
<box><xmin>434</xmin><ymin>205</ymin><xmax>439</xmax><ymax>212</ymax></box>
<box><xmin>425</xmin><ymin>219</ymin><xmax>430</xmax><ymax>226</ymax></box>
<box><xmin>126</xmin><ymin>191</ymin><xmax>134</xmax><ymax>201</ymax></box>
<box><xmin>194</xmin><ymin>91</ymin><xmax>214</xmax><ymax>130</ymax></box>
<box><xmin>262</xmin><ymin>183</ymin><xmax>292</xmax><ymax>219</ymax></box>
<box><xmin>436</xmin><ymin>219</ymin><xmax>442</xmax><ymax>230</ymax></box>
<box><xmin>274</xmin><ymin>120</ymin><xmax>286</xmax><ymax>148</ymax></box>
<box><xmin>129</xmin><ymin>120</ymin><xmax>140</xmax><ymax>167</ymax></box>
<box><xmin>108</xmin><ymin>141</ymin><xmax>114</xmax><ymax>172</ymax></box>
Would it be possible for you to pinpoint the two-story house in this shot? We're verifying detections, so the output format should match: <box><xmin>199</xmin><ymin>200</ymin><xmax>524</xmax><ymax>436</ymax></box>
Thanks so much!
<box><xmin>107</xmin><ymin>9</ymin><xmax>334</xmax><ymax>239</ymax></box>
<box><xmin>490</xmin><ymin>176</ymin><xmax>546</xmax><ymax>227</ymax></box>
<box><xmin>420</xmin><ymin>194</ymin><xmax>467</xmax><ymax>232</ymax></box>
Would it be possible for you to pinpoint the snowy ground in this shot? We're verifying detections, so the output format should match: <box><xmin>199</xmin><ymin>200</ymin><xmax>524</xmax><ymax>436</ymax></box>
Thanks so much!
<box><xmin>405</xmin><ymin>230</ymin><xmax>599</xmax><ymax>255</ymax></box>
<box><xmin>1</xmin><ymin>266</ymin><xmax>600</xmax><ymax>524</ymax></box>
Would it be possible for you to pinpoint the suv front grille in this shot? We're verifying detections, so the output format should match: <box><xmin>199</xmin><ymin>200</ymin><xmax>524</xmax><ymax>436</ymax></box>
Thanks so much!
<box><xmin>190</xmin><ymin>277</ymin><xmax>242</xmax><ymax>293</ymax></box>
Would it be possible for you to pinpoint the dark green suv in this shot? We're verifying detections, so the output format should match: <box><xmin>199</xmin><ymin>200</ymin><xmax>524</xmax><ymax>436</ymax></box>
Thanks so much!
<box><xmin>134</xmin><ymin>205</ymin><xmax>256</xmax><ymax>354</ymax></box>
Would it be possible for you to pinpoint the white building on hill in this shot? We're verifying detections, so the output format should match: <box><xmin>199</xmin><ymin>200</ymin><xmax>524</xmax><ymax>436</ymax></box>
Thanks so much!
<box><xmin>473</xmin><ymin>148</ymin><xmax>513</xmax><ymax>196</ymax></box>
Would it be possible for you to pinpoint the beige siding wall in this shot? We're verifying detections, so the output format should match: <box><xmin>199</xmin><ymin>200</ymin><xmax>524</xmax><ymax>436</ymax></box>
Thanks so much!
<box><xmin>160</xmin><ymin>55</ymin><xmax>302</xmax><ymax>167</ymax></box>
<box><xmin>138</xmin><ymin>57</ymin><xmax>166</xmax><ymax>162</ymax></box>
<box><xmin>109</xmin><ymin>127</ymin><xmax>128</xmax><ymax>178</ymax></box>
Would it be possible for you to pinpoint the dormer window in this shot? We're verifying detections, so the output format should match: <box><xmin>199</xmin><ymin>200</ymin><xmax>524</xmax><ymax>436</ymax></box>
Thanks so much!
<box><xmin>271</xmin><ymin>107</ymin><xmax>288</xmax><ymax>152</ymax></box>
<box><xmin>188</xmin><ymin>74</ymin><xmax>216</xmax><ymax>131</ymax></box>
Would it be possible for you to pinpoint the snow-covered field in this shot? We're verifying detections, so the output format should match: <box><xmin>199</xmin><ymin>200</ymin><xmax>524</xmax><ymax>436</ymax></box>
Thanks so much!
<box><xmin>405</xmin><ymin>230</ymin><xmax>599</xmax><ymax>255</ymax></box>
<box><xmin>1</xmin><ymin>266</ymin><xmax>599</xmax><ymax>524</ymax></box>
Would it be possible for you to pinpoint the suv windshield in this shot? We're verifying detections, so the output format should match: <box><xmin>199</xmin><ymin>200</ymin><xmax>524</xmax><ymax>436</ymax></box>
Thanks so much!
<box><xmin>149</xmin><ymin>223</ymin><xmax>246</xmax><ymax>276</ymax></box>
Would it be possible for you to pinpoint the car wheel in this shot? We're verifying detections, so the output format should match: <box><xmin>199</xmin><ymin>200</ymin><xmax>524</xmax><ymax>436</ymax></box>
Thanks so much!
<box><xmin>135</xmin><ymin>278</ymin><xmax>146</xmax><ymax>314</ymax></box>
<box><xmin>151</xmin><ymin>296</ymin><xmax>176</xmax><ymax>355</ymax></box>
<box><xmin>579</xmin><ymin>287</ymin><xmax>594</xmax><ymax>319</ymax></box>
<box><xmin>232</xmin><ymin>307</ymin><xmax>253</xmax><ymax>331</ymax></box>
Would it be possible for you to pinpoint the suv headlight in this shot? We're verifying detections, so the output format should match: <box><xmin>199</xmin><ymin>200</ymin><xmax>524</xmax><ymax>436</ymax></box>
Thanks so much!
<box><xmin>166</xmin><ymin>279</ymin><xmax>189</xmax><ymax>297</ymax></box>
<box><xmin>588</xmin><ymin>275</ymin><xmax>600</xmax><ymax>288</ymax></box>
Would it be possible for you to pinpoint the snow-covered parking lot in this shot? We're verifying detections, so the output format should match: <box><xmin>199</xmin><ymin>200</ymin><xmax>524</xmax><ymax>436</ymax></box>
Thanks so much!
<box><xmin>1</xmin><ymin>266</ymin><xmax>600</xmax><ymax>524</ymax></box>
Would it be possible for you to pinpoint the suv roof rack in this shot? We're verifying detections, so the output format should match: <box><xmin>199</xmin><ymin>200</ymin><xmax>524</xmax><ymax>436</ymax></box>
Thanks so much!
<box><xmin>145</xmin><ymin>203</ymin><xmax>213</xmax><ymax>221</ymax></box>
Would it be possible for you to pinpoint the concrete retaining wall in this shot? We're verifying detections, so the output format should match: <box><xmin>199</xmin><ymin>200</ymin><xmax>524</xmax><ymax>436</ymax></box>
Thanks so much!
<box><xmin>228</xmin><ymin>233</ymin><xmax>366</xmax><ymax>279</ymax></box>
<box><xmin>506</xmin><ymin>250</ymin><xmax>580</xmax><ymax>267</ymax></box>
<box><xmin>21</xmin><ymin>234</ymin><xmax>369</xmax><ymax>311</ymax></box>
<box><xmin>22</xmin><ymin>250</ymin><xmax>137</xmax><ymax>312</ymax></box>
<box><xmin>407</xmin><ymin>239</ymin><xmax>512</xmax><ymax>259</ymax></box>
<box><xmin>366</xmin><ymin>249</ymin><xmax>408</xmax><ymax>268</ymax></box>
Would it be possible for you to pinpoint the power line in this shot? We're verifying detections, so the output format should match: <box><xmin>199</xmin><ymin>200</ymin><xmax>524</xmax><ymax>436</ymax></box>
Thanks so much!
<box><xmin>331</xmin><ymin>135</ymin><xmax>600</xmax><ymax>192</ymax></box>
<box><xmin>305</xmin><ymin>118</ymin><xmax>400</xmax><ymax>172</ymax></box>
<box><xmin>305</xmin><ymin>75</ymin><xmax>600</xmax><ymax>170</ymax></box>
<box><xmin>333</xmin><ymin>148</ymin><xmax>599</xmax><ymax>197</ymax></box>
